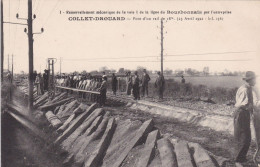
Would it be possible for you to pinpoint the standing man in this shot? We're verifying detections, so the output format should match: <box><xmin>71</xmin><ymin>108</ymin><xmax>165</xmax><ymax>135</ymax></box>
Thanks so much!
<box><xmin>155</xmin><ymin>71</ymin><xmax>165</xmax><ymax>101</ymax></box>
<box><xmin>234</xmin><ymin>71</ymin><xmax>260</xmax><ymax>163</ymax></box>
<box><xmin>32</xmin><ymin>70</ymin><xmax>37</xmax><ymax>84</ymax></box>
<box><xmin>133</xmin><ymin>71</ymin><xmax>140</xmax><ymax>100</ymax></box>
<box><xmin>99</xmin><ymin>76</ymin><xmax>107</xmax><ymax>107</ymax></box>
<box><xmin>181</xmin><ymin>75</ymin><xmax>185</xmax><ymax>84</ymax></box>
<box><xmin>111</xmin><ymin>73</ymin><xmax>118</xmax><ymax>95</ymax></box>
<box><xmin>141</xmin><ymin>69</ymin><xmax>151</xmax><ymax>97</ymax></box>
<box><xmin>126</xmin><ymin>71</ymin><xmax>132</xmax><ymax>96</ymax></box>
<box><xmin>43</xmin><ymin>69</ymin><xmax>49</xmax><ymax>91</ymax></box>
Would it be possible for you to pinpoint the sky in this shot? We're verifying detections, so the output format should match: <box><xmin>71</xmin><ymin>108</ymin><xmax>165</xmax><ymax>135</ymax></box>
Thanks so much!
<box><xmin>2</xmin><ymin>0</ymin><xmax>260</xmax><ymax>74</ymax></box>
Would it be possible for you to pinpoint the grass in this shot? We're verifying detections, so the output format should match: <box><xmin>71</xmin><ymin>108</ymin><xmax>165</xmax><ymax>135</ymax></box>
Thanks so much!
<box><xmin>107</xmin><ymin>76</ymin><xmax>240</xmax><ymax>104</ymax></box>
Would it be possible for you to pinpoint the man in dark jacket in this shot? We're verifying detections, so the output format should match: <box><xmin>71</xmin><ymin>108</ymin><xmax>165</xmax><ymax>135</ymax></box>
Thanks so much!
<box><xmin>32</xmin><ymin>70</ymin><xmax>38</xmax><ymax>84</ymax></box>
<box><xmin>133</xmin><ymin>71</ymin><xmax>140</xmax><ymax>100</ymax></box>
<box><xmin>141</xmin><ymin>69</ymin><xmax>150</xmax><ymax>97</ymax></box>
<box><xmin>126</xmin><ymin>71</ymin><xmax>132</xmax><ymax>95</ymax></box>
<box><xmin>99</xmin><ymin>76</ymin><xmax>107</xmax><ymax>107</ymax></box>
<box><xmin>43</xmin><ymin>69</ymin><xmax>49</xmax><ymax>91</ymax></box>
<box><xmin>111</xmin><ymin>73</ymin><xmax>118</xmax><ymax>95</ymax></box>
<box><xmin>155</xmin><ymin>71</ymin><xmax>165</xmax><ymax>100</ymax></box>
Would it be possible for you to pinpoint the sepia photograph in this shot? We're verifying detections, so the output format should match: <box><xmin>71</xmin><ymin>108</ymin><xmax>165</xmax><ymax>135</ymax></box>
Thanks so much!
<box><xmin>1</xmin><ymin>0</ymin><xmax>260</xmax><ymax>166</ymax></box>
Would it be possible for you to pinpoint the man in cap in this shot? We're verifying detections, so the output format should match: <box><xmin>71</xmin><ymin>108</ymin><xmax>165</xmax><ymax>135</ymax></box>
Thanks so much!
<box><xmin>141</xmin><ymin>69</ymin><xmax>151</xmax><ymax>98</ymax></box>
<box><xmin>234</xmin><ymin>71</ymin><xmax>260</xmax><ymax>163</ymax></box>
<box><xmin>126</xmin><ymin>71</ymin><xmax>132</xmax><ymax>96</ymax></box>
<box><xmin>155</xmin><ymin>71</ymin><xmax>165</xmax><ymax>100</ymax></box>
<box><xmin>111</xmin><ymin>73</ymin><xmax>118</xmax><ymax>95</ymax></box>
<box><xmin>133</xmin><ymin>71</ymin><xmax>140</xmax><ymax>100</ymax></box>
<box><xmin>99</xmin><ymin>76</ymin><xmax>108</xmax><ymax>107</ymax></box>
<box><xmin>181</xmin><ymin>75</ymin><xmax>185</xmax><ymax>84</ymax></box>
<box><xmin>43</xmin><ymin>69</ymin><xmax>49</xmax><ymax>91</ymax></box>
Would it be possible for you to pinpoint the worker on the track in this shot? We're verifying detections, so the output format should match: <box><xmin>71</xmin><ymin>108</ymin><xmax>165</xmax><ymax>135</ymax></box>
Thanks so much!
<box><xmin>234</xmin><ymin>71</ymin><xmax>260</xmax><ymax>163</ymax></box>
<box><xmin>141</xmin><ymin>69</ymin><xmax>150</xmax><ymax>98</ymax></box>
<box><xmin>132</xmin><ymin>71</ymin><xmax>140</xmax><ymax>100</ymax></box>
<box><xmin>155</xmin><ymin>71</ymin><xmax>165</xmax><ymax>101</ymax></box>
<box><xmin>112</xmin><ymin>73</ymin><xmax>118</xmax><ymax>95</ymax></box>
<box><xmin>126</xmin><ymin>71</ymin><xmax>132</xmax><ymax>96</ymax></box>
<box><xmin>99</xmin><ymin>76</ymin><xmax>107</xmax><ymax>107</ymax></box>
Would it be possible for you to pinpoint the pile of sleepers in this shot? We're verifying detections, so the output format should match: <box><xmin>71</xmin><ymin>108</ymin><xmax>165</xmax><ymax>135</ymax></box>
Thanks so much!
<box><xmin>18</xmin><ymin>86</ymin><xmax>232</xmax><ymax>167</ymax></box>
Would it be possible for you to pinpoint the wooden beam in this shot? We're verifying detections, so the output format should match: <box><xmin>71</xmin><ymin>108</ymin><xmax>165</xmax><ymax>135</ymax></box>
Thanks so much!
<box><xmin>54</xmin><ymin>103</ymin><xmax>98</xmax><ymax>145</ymax></box>
<box><xmin>56</xmin><ymin>86</ymin><xmax>100</xmax><ymax>95</ymax></box>
<box><xmin>136</xmin><ymin>130</ymin><xmax>160</xmax><ymax>167</ymax></box>
<box><xmin>85</xmin><ymin>118</ymin><xmax>116</xmax><ymax>167</ymax></box>
<box><xmin>174</xmin><ymin>141</ymin><xmax>193</xmax><ymax>167</ymax></box>
<box><xmin>157</xmin><ymin>138</ymin><xmax>177</xmax><ymax>167</ymax></box>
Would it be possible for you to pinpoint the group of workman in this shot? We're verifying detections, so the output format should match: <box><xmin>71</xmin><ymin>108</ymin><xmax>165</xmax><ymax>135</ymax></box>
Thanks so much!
<box><xmin>123</xmin><ymin>69</ymin><xmax>166</xmax><ymax>100</ymax></box>
<box><xmin>32</xmin><ymin>69</ymin><xmax>50</xmax><ymax>95</ymax></box>
<box><xmin>55</xmin><ymin>72</ymin><xmax>107</xmax><ymax>106</ymax></box>
<box><xmin>54</xmin><ymin>69</ymin><xmax>167</xmax><ymax>105</ymax></box>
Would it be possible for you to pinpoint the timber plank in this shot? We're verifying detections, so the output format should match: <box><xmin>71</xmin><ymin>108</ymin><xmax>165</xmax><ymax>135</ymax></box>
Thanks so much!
<box><xmin>38</xmin><ymin>97</ymin><xmax>74</xmax><ymax>111</ymax></box>
<box><xmin>61</xmin><ymin>111</ymin><xmax>104</xmax><ymax>151</ymax></box>
<box><xmin>174</xmin><ymin>141</ymin><xmax>193</xmax><ymax>167</ymax></box>
<box><xmin>54</xmin><ymin>103</ymin><xmax>98</xmax><ymax>145</ymax></box>
<box><xmin>63</xmin><ymin>116</ymin><xmax>110</xmax><ymax>166</ymax></box>
<box><xmin>34</xmin><ymin>92</ymin><xmax>48</xmax><ymax>107</ymax></box>
<box><xmin>103</xmin><ymin>119</ymin><xmax>142</xmax><ymax>162</ymax></box>
<box><xmin>188</xmin><ymin>142</ymin><xmax>216</xmax><ymax>167</ymax></box>
<box><xmin>157</xmin><ymin>138</ymin><xmax>177</xmax><ymax>167</ymax></box>
<box><xmin>102</xmin><ymin>119</ymin><xmax>154</xmax><ymax>167</ymax></box>
<box><xmin>49</xmin><ymin>92</ymin><xmax>67</xmax><ymax>103</ymax></box>
<box><xmin>57</xmin><ymin>103</ymin><xmax>89</xmax><ymax>133</ymax></box>
<box><xmin>136</xmin><ymin>130</ymin><xmax>160</xmax><ymax>167</ymax></box>
<box><xmin>56</xmin><ymin>100</ymin><xmax>79</xmax><ymax>119</ymax></box>
<box><xmin>84</xmin><ymin>118</ymin><xmax>116</xmax><ymax>167</ymax></box>
<box><xmin>45</xmin><ymin>111</ymin><xmax>63</xmax><ymax>128</ymax></box>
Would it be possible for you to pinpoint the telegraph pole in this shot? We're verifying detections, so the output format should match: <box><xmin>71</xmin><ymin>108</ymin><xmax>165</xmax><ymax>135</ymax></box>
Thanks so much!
<box><xmin>11</xmin><ymin>54</ymin><xmax>13</xmax><ymax>82</ymax></box>
<box><xmin>28</xmin><ymin>0</ymin><xmax>34</xmax><ymax>110</ymax></box>
<box><xmin>160</xmin><ymin>19</ymin><xmax>164</xmax><ymax>75</ymax></box>
<box><xmin>60</xmin><ymin>57</ymin><xmax>62</xmax><ymax>75</ymax></box>
<box><xmin>1</xmin><ymin>0</ymin><xmax>3</xmax><ymax>82</ymax></box>
<box><xmin>8</xmin><ymin>54</ymin><xmax>9</xmax><ymax>72</ymax></box>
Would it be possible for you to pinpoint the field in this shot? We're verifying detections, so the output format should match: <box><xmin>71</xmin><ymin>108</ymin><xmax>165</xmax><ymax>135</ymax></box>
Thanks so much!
<box><xmin>108</xmin><ymin>75</ymin><xmax>245</xmax><ymax>104</ymax></box>
<box><xmin>154</xmin><ymin>75</ymin><xmax>243</xmax><ymax>88</ymax></box>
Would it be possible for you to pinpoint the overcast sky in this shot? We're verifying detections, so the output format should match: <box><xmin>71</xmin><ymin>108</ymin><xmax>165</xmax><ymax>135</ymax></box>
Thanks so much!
<box><xmin>2</xmin><ymin>0</ymin><xmax>260</xmax><ymax>74</ymax></box>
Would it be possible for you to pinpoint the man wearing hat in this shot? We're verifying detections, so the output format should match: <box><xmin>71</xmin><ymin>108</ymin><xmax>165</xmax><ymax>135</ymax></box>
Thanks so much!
<box><xmin>141</xmin><ymin>69</ymin><xmax>151</xmax><ymax>98</ymax></box>
<box><xmin>181</xmin><ymin>75</ymin><xmax>185</xmax><ymax>84</ymax></box>
<box><xmin>234</xmin><ymin>71</ymin><xmax>260</xmax><ymax>163</ymax></box>
<box><xmin>43</xmin><ymin>69</ymin><xmax>49</xmax><ymax>91</ymax></box>
<box><xmin>155</xmin><ymin>71</ymin><xmax>165</xmax><ymax>100</ymax></box>
<box><xmin>132</xmin><ymin>71</ymin><xmax>140</xmax><ymax>100</ymax></box>
<box><xmin>98</xmin><ymin>76</ymin><xmax>108</xmax><ymax>107</ymax></box>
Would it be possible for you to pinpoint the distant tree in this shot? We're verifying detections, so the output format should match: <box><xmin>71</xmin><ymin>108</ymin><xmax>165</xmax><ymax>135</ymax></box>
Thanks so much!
<box><xmin>203</xmin><ymin>67</ymin><xmax>209</xmax><ymax>76</ymax></box>
<box><xmin>90</xmin><ymin>70</ymin><xmax>98</xmax><ymax>75</ymax></box>
<box><xmin>118</xmin><ymin>68</ymin><xmax>125</xmax><ymax>74</ymax></box>
<box><xmin>136</xmin><ymin>66</ymin><xmax>145</xmax><ymax>74</ymax></box>
<box><xmin>175</xmin><ymin>69</ymin><xmax>184</xmax><ymax>76</ymax></box>
<box><xmin>186</xmin><ymin>68</ymin><xmax>194</xmax><ymax>76</ymax></box>
<box><xmin>164</xmin><ymin>68</ymin><xmax>173</xmax><ymax>75</ymax></box>
<box><xmin>99</xmin><ymin>66</ymin><xmax>109</xmax><ymax>72</ymax></box>
<box><xmin>81</xmin><ymin>70</ymin><xmax>87</xmax><ymax>75</ymax></box>
<box><xmin>110</xmin><ymin>69</ymin><xmax>116</xmax><ymax>73</ymax></box>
